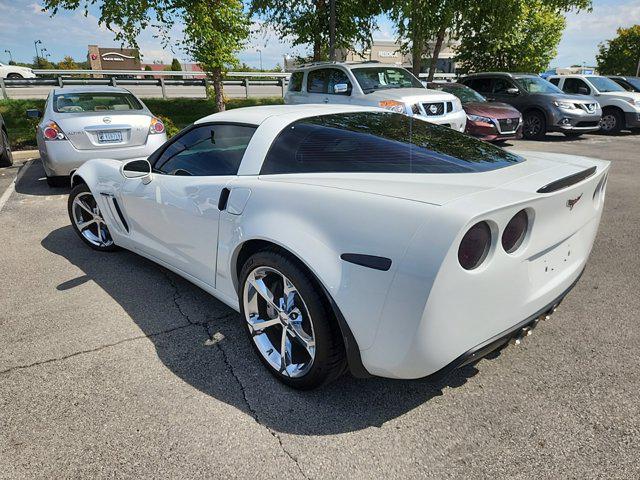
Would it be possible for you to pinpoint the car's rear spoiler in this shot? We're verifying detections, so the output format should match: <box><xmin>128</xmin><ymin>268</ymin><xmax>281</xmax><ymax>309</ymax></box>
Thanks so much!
<box><xmin>537</xmin><ymin>166</ymin><xmax>597</xmax><ymax>193</ymax></box>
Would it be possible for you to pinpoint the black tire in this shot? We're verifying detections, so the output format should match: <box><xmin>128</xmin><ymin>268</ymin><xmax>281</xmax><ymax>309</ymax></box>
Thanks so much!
<box><xmin>239</xmin><ymin>249</ymin><xmax>346</xmax><ymax>389</ymax></box>
<box><xmin>0</xmin><ymin>129</ymin><xmax>13</xmax><ymax>167</ymax></box>
<box><xmin>563</xmin><ymin>132</ymin><xmax>583</xmax><ymax>138</ymax></box>
<box><xmin>6</xmin><ymin>73</ymin><xmax>23</xmax><ymax>79</ymax></box>
<box><xmin>599</xmin><ymin>108</ymin><xmax>623</xmax><ymax>134</ymax></box>
<box><xmin>46</xmin><ymin>175</ymin><xmax>69</xmax><ymax>188</ymax></box>
<box><xmin>67</xmin><ymin>183</ymin><xmax>119</xmax><ymax>252</ymax></box>
<box><xmin>522</xmin><ymin>110</ymin><xmax>547</xmax><ymax>140</ymax></box>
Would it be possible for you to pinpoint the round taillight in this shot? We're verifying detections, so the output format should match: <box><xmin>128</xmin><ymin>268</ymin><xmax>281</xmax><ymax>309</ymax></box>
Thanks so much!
<box><xmin>153</xmin><ymin>120</ymin><xmax>165</xmax><ymax>133</ymax></box>
<box><xmin>43</xmin><ymin>126</ymin><xmax>58</xmax><ymax>140</ymax></box>
<box><xmin>502</xmin><ymin>210</ymin><xmax>529</xmax><ymax>253</ymax></box>
<box><xmin>458</xmin><ymin>221</ymin><xmax>492</xmax><ymax>270</ymax></box>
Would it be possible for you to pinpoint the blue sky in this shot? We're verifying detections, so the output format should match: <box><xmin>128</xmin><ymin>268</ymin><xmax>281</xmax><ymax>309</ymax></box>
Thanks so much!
<box><xmin>0</xmin><ymin>0</ymin><xmax>638</xmax><ymax>69</ymax></box>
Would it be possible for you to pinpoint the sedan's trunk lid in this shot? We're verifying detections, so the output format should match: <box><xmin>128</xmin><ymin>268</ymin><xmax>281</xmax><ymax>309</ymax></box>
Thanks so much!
<box><xmin>55</xmin><ymin>111</ymin><xmax>152</xmax><ymax>150</ymax></box>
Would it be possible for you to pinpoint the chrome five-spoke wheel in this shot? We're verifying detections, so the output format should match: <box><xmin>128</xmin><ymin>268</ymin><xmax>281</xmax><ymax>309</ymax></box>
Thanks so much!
<box><xmin>68</xmin><ymin>184</ymin><xmax>118</xmax><ymax>251</ymax></box>
<box><xmin>243</xmin><ymin>266</ymin><xmax>316</xmax><ymax>378</ymax></box>
<box><xmin>239</xmin><ymin>250</ymin><xmax>346</xmax><ymax>389</ymax></box>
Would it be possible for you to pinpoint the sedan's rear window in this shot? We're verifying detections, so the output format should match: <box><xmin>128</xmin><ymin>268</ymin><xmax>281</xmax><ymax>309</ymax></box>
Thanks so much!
<box><xmin>53</xmin><ymin>93</ymin><xmax>143</xmax><ymax>113</ymax></box>
<box><xmin>260</xmin><ymin>112</ymin><xmax>524</xmax><ymax>175</ymax></box>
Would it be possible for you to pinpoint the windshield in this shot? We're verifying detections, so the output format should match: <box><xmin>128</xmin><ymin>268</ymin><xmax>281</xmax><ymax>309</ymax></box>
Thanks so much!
<box><xmin>586</xmin><ymin>76</ymin><xmax>626</xmax><ymax>93</ymax></box>
<box><xmin>429</xmin><ymin>83</ymin><xmax>486</xmax><ymax>104</ymax></box>
<box><xmin>53</xmin><ymin>92</ymin><xmax>143</xmax><ymax>113</ymax></box>
<box><xmin>514</xmin><ymin>76</ymin><xmax>564</xmax><ymax>94</ymax></box>
<box><xmin>261</xmin><ymin>111</ymin><xmax>524</xmax><ymax>175</ymax></box>
<box><xmin>351</xmin><ymin>67</ymin><xmax>424</xmax><ymax>94</ymax></box>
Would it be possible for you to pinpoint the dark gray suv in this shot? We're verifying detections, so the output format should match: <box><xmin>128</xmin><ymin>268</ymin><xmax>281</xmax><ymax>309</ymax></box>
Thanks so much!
<box><xmin>460</xmin><ymin>73</ymin><xmax>602</xmax><ymax>139</ymax></box>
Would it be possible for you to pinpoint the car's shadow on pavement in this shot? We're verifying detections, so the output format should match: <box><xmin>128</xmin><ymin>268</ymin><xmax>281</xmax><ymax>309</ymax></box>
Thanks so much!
<box><xmin>42</xmin><ymin>225</ymin><xmax>490</xmax><ymax>436</ymax></box>
<box><xmin>14</xmin><ymin>159</ymin><xmax>70</xmax><ymax>196</ymax></box>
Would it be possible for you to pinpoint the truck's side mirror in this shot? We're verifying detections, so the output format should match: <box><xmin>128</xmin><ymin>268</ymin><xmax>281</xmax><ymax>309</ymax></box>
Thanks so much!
<box><xmin>334</xmin><ymin>83</ymin><xmax>350</xmax><ymax>94</ymax></box>
<box><xmin>506</xmin><ymin>87</ymin><xmax>520</xmax><ymax>96</ymax></box>
<box><xmin>578</xmin><ymin>86</ymin><xmax>589</xmax><ymax>95</ymax></box>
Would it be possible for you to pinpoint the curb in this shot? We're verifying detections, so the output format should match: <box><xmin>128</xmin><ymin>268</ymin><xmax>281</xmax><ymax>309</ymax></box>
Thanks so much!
<box><xmin>12</xmin><ymin>150</ymin><xmax>39</xmax><ymax>161</ymax></box>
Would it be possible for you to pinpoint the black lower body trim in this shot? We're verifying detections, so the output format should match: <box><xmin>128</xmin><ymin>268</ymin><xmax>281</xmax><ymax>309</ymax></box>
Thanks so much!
<box><xmin>423</xmin><ymin>267</ymin><xmax>585</xmax><ymax>382</ymax></box>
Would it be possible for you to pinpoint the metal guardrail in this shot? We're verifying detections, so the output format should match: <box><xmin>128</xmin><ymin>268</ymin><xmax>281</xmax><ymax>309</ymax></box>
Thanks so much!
<box><xmin>0</xmin><ymin>69</ymin><xmax>458</xmax><ymax>100</ymax></box>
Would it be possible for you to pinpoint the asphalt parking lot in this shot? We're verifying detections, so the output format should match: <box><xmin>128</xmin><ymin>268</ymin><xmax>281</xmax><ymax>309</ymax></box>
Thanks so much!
<box><xmin>1</xmin><ymin>132</ymin><xmax>639</xmax><ymax>479</ymax></box>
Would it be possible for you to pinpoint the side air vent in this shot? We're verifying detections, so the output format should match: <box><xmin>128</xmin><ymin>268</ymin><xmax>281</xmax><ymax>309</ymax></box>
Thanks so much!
<box><xmin>537</xmin><ymin>166</ymin><xmax>597</xmax><ymax>194</ymax></box>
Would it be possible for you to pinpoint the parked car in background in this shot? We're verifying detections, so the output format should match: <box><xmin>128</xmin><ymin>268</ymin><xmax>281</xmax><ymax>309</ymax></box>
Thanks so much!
<box><xmin>548</xmin><ymin>75</ymin><xmax>640</xmax><ymax>134</ymax></box>
<box><xmin>427</xmin><ymin>81</ymin><xmax>522</xmax><ymax>142</ymax></box>
<box><xmin>0</xmin><ymin>62</ymin><xmax>36</xmax><ymax>79</ymax></box>
<box><xmin>27</xmin><ymin>86</ymin><xmax>167</xmax><ymax>187</ymax></box>
<box><xmin>285</xmin><ymin>62</ymin><xmax>467</xmax><ymax>132</ymax></box>
<box><xmin>0</xmin><ymin>113</ymin><xmax>13</xmax><ymax>167</ymax></box>
<box><xmin>68</xmin><ymin>104</ymin><xmax>610</xmax><ymax>389</ymax></box>
<box><xmin>460</xmin><ymin>73</ymin><xmax>601</xmax><ymax>140</ymax></box>
<box><xmin>607</xmin><ymin>76</ymin><xmax>640</xmax><ymax>93</ymax></box>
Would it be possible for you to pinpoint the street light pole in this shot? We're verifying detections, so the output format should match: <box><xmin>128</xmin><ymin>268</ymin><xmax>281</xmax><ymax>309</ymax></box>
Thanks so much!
<box><xmin>4</xmin><ymin>49</ymin><xmax>12</xmax><ymax>63</ymax></box>
<box><xmin>34</xmin><ymin>40</ymin><xmax>42</xmax><ymax>67</ymax></box>
<box><xmin>257</xmin><ymin>49</ymin><xmax>262</xmax><ymax>71</ymax></box>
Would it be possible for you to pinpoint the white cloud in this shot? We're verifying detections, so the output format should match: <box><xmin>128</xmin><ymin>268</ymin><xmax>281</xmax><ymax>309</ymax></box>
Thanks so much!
<box><xmin>552</xmin><ymin>0</ymin><xmax>640</xmax><ymax>67</ymax></box>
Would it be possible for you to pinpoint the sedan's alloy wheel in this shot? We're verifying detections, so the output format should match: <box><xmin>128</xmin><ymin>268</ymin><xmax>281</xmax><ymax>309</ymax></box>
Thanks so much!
<box><xmin>71</xmin><ymin>192</ymin><xmax>114</xmax><ymax>248</ymax></box>
<box><xmin>524</xmin><ymin>116</ymin><xmax>542</xmax><ymax>136</ymax></box>
<box><xmin>243</xmin><ymin>266</ymin><xmax>316</xmax><ymax>378</ymax></box>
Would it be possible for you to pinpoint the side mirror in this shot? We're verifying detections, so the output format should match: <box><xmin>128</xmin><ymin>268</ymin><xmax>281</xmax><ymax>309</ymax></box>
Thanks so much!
<box><xmin>578</xmin><ymin>86</ymin><xmax>589</xmax><ymax>95</ymax></box>
<box><xmin>26</xmin><ymin>109</ymin><xmax>42</xmax><ymax>119</ymax></box>
<box><xmin>334</xmin><ymin>83</ymin><xmax>350</xmax><ymax>94</ymax></box>
<box><xmin>506</xmin><ymin>87</ymin><xmax>520</xmax><ymax>96</ymax></box>
<box><xmin>121</xmin><ymin>158</ymin><xmax>151</xmax><ymax>179</ymax></box>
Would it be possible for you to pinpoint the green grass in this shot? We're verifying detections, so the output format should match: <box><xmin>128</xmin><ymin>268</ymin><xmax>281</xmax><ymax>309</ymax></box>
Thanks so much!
<box><xmin>0</xmin><ymin>97</ymin><xmax>284</xmax><ymax>150</ymax></box>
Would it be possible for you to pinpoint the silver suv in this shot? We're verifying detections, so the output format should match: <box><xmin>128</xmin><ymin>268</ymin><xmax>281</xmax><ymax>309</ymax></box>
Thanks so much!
<box><xmin>285</xmin><ymin>62</ymin><xmax>467</xmax><ymax>132</ymax></box>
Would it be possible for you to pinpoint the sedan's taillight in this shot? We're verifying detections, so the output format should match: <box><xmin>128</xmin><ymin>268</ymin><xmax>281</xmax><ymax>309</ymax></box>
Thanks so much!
<box><xmin>43</xmin><ymin>121</ymin><xmax>66</xmax><ymax>141</ymax></box>
<box><xmin>458</xmin><ymin>221</ymin><xmax>492</xmax><ymax>270</ymax></box>
<box><xmin>149</xmin><ymin>117</ymin><xmax>165</xmax><ymax>134</ymax></box>
<box><xmin>502</xmin><ymin>210</ymin><xmax>529</xmax><ymax>253</ymax></box>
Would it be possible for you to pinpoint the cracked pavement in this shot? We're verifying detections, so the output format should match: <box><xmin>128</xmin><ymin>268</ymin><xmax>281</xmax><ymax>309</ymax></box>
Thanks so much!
<box><xmin>1</xmin><ymin>132</ymin><xmax>639</xmax><ymax>479</ymax></box>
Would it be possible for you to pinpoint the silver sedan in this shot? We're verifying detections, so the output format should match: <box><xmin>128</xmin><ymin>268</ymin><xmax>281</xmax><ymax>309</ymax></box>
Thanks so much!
<box><xmin>27</xmin><ymin>86</ymin><xmax>167</xmax><ymax>187</ymax></box>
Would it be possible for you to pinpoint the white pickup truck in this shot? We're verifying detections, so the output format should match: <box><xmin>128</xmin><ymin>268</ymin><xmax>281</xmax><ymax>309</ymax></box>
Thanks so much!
<box><xmin>549</xmin><ymin>74</ymin><xmax>640</xmax><ymax>134</ymax></box>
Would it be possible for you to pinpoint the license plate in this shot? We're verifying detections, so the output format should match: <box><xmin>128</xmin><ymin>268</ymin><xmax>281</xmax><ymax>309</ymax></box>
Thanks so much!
<box><xmin>97</xmin><ymin>131</ymin><xmax>123</xmax><ymax>143</ymax></box>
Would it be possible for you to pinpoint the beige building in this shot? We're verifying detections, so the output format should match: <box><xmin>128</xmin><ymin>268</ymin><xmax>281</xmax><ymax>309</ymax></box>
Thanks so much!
<box><xmin>338</xmin><ymin>39</ymin><xmax>458</xmax><ymax>73</ymax></box>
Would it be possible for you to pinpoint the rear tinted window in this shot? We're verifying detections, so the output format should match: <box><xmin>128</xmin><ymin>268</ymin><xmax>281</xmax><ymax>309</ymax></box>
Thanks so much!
<box><xmin>288</xmin><ymin>72</ymin><xmax>303</xmax><ymax>92</ymax></box>
<box><xmin>261</xmin><ymin>112</ymin><xmax>524</xmax><ymax>175</ymax></box>
<box><xmin>53</xmin><ymin>92</ymin><xmax>143</xmax><ymax>113</ymax></box>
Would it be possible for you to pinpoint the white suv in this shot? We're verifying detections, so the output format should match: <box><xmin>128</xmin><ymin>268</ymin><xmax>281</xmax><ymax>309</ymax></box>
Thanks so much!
<box><xmin>285</xmin><ymin>62</ymin><xmax>466</xmax><ymax>131</ymax></box>
<box><xmin>0</xmin><ymin>62</ymin><xmax>36</xmax><ymax>79</ymax></box>
<box><xmin>549</xmin><ymin>74</ymin><xmax>640</xmax><ymax>134</ymax></box>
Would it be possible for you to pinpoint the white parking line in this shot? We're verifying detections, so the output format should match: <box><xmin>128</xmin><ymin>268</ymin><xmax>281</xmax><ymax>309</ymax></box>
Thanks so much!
<box><xmin>0</xmin><ymin>160</ymin><xmax>33</xmax><ymax>214</ymax></box>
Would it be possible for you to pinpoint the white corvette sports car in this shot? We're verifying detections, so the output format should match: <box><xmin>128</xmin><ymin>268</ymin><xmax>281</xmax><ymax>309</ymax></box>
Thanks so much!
<box><xmin>68</xmin><ymin>104</ymin><xmax>609</xmax><ymax>389</ymax></box>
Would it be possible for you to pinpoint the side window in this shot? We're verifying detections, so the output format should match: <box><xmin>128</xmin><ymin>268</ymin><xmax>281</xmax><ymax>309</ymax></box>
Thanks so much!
<box><xmin>548</xmin><ymin>77</ymin><xmax>560</xmax><ymax>86</ymax></box>
<box><xmin>307</xmin><ymin>69</ymin><xmax>328</xmax><ymax>93</ymax></box>
<box><xmin>326</xmin><ymin>69</ymin><xmax>352</xmax><ymax>95</ymax></box>
<box><xmin>563</xmin><ymin>78</ymin><xmax>590</xmax><ymax>95</ymax></box>
<box><xmin>153</xmin><ymin>124</ymin><xmax>256</xmax><ymax>176</ymax></box>
<box><xmin>493</xmin><ymin>78</ymin><xmax>516</xmax><ymax>94</ymax></box>
<box><xmin>288</xmin><ymin>71</ymin><xmax>303</xmax><ymax>92</ymax></box>
<box><xmin>465</xmin><ymin>78</ymin><xmax>493</xmax><ymax>94</ymax></box>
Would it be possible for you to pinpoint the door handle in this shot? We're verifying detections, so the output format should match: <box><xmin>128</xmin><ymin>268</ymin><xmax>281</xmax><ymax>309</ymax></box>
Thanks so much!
<box><xmin>218</xmin><ymin>188</ymin><xmax>230</xmax><ymax>210</ymax></box>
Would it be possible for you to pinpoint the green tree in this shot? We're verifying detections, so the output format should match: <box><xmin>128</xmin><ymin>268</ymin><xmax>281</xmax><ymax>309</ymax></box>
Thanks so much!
<box><xmin>596</xmin><ymin>25</ymin><xmax>640</xmax><ymax>76</ymax></box>
<box><xmin>454</xmin><ymin>0</ymin><xmax>587</xmax><ymax>74</ymax></box>
<box><xmin>57</xmin><ymin>55</ymin><xmax>79</xmax><ymax>70</ymax></box>
<box><xmin>42</xmin><ymin>0</ymin><xmax>250</xmax><ymax>111</ymax></box>
<box><xmin>170</xmin><ymin>58</ymin><xmax>182</xmax><ymax>71</ymax></box>
<box><xmin>251</xmin><ymin>0</ymin><xmax>385</xmax><ymax>61</ymax></box>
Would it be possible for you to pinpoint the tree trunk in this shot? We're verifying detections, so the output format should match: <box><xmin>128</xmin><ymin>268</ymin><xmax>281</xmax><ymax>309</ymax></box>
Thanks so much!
<box><xmin>211</xmin><ymin>67</ymin><xmax>225</xmax><ymax>112</ymax></box>
<box><xmin>313</xmin><ymin>0</ymin><xmax>326</xmax><ymax>61</ymax></box>
<box><xmin>411</xmin><ymin>0</ymin><xmax>422</xmax><ymax>76</ymax></box>
<box><xmin>427</xmin><ymin>27</ymin><xmax>446</xmax><ymax>82</ymax></box>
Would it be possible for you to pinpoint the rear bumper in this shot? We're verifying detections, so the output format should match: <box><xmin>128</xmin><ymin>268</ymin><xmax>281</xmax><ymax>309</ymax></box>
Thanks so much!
<box><xmin>425</xmin><ymin>268</ymin><xmax>583</xmax><ymax>381</ymax></box>
<box><xmin>40</xmin><ymin>134</ymin><xmax>166</xmax><ymax>176</ymax></box>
